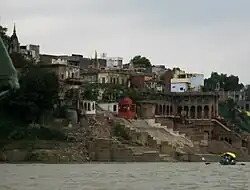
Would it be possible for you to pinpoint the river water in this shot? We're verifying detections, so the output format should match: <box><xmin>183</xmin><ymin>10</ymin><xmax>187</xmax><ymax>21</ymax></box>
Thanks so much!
<box><xmin>0</xmin><ymin>163</ymin><xmax>249</xmax><ymax>190</ymax></box>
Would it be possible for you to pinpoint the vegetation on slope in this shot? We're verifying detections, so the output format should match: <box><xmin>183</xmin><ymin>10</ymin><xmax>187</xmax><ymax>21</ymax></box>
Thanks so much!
<box><xmin>0</xmin><ymin>65</ymin><xmax>67</xmax><ymax>144</ymax></box>
<box><xmin>0</xmin><ymin>23</ymin><xmax>67</xmax><ymax>144</ymax></box>
<box><xmin>218</xmin><ymin>99</ymin><xmax>250</xmax><ymax>132</ymax></box>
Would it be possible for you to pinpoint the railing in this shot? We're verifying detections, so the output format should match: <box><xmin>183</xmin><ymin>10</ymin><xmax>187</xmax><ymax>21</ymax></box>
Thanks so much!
<box><xmin>211</xmin><ymin>119</ymin><xmax>231</xmax><ymax>132</ymax></box>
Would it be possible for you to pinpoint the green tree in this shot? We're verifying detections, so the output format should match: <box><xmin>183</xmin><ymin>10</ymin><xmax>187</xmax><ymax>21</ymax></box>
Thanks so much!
<box><xmin>10</xmin><ymin>52</ymin><xmax>33</xmax><ymax>68</ymax></box>
<box><xmin>82</xmin><ymin>83</ymin><xmax>99</xmax><ymax>101</ymax></box>
<box><xmin>130</xmin><ymin>55</ymin><xmax>151</xmax><ymax>68</ymax></box>
<box><xmin>2</xmin><ymin>66</ymin><xmax>59</xmax><ymax>123</ymax></box>
<box><xmin>203</xmin><ymin>72</ymin><xmax>244</xmax><ymax>92</ymax></box>
<box><xmin>0</xmin><ymin>25</ymin><xmax>10</xmax><ymax>48</ymax></box>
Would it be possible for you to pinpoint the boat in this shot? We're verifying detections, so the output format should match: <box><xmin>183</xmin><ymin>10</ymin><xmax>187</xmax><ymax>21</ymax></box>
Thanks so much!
<box><xmin>219</xmin><ymin>152</ymin><xmax>236</xmax><ymax>165</ymax></box>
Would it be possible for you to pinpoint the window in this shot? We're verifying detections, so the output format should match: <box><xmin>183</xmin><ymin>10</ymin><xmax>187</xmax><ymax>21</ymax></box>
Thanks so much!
<box><xmin>172</xmin><ymin>86</ymin><xmax>175</xmax><ymax>88</ymax></box>
<box><xmin>180</xmin><ymin>87</ymin><xmax>183</xmax><ymax>91</ymax></box>
<box><xmin>113</xmin><ymin>104</ymin><xmax>117</xmax><ymax>112</ymax></box>
<box><xmin>61</xmin><ymin>74</ymin><xmax>64</xmax><ymax>79</ymax></box>
<box><xmin>120</xmin><ymin>104</ymin><xmax>129</xmax><ymax>112</ymax></box>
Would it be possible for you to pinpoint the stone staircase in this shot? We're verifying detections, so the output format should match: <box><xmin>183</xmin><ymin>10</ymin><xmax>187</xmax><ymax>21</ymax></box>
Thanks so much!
<box><xmin>95</xmin><ymin>104</ymin><xmax>198</xmax><ymax>160</ymax></box>
<box><xmin>89</xmin><ymin>138</ymin><xmax>173</xmax><ymax>162</ymax></box>
<box><xmin>122</xmin><ymin>119</ymin><xmax>194</xmax><ymax>152</ymax></box>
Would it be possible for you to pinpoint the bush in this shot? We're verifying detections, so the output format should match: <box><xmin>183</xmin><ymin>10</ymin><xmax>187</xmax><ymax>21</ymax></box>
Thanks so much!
<box><xmin>112</xmin><ymin>123</ymin><xmax>131</xmax><ymax>141</ymax></box>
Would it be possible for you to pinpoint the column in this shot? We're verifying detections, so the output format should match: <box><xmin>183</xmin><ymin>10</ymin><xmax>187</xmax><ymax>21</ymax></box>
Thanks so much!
<box><xmin>188</xmin><ymin>106</ymin><xmax>191</xmax><ymax>118</ymax></box>
<box><xmin>195</xmin><ymin>106</ymin><xmax>197</xmax><ymax>119</ymax></box>
<box><xmin>201</xmin><ymin>106</ymin><xmax>204</xmax><ymax>119</ymax></box>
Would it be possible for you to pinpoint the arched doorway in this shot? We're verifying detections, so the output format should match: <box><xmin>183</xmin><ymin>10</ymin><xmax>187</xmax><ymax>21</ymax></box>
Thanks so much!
<box><xmin>170</xmin><ymin>106</ymin><xmax>173</xmax><ymax>115</ymax></box>
<box><xmin>211</xmin><ymin>106</ymin><xmax>214</xmax><ymax>118</ymax></box>
<box><xmin>163</xmin><ymin>105</ymin><xmax>166</xmax><ymax>115</ymax></box>
<box><xmin>197</xmin><ymin>106</ymin><xmax>202</xmax><ymax>119</ymax></box>
<box><xmin>159</xmin><ymin>105</ymin><xmax>162</xmax><ymax>115</ymax></box>
<box><xmin>184</xmin><ymin>106</ymin><xmax>189</xmax><ymax>118</ymax></box>
<box><xmin>166</xmin><ymin>106</ymin><xmax>169</xmax><ymax>115</ymax></box>
<box><xmin>204</xmin><ymin>105</ymin><xmax>209</xmax><ymax>118</ymax></box>
<box><xmin>190</xmin><ymin>106</ymin><xmax>195</xmax><ymax>119</ymax></box>
<box><xmin>155</xmin><ymin>104</ymin><xmax>159</xmax><ymax>115</ymax></box>
<box><xmin>177</xmin><ymin>106</ymin><xmax>182</xmax><ymax>116</ymax></box>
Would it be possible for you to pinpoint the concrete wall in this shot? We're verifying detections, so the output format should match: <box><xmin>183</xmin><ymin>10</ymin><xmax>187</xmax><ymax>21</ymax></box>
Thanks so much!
<box><xmin>98</xmin><ymin>102</ymin><xmax>118</xmax><ymax>113</ymax></box>
<box><xmin>138</xmin><ymin>103</ymin><xmax>155</xmax><ymax>119</ymax></box>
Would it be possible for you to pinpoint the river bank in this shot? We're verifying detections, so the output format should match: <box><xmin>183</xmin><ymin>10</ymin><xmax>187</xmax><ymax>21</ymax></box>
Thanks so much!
<box><xmin>0</xmin><ymin>139</ymin><xmax>226</xmax><ymax>163</ymax></box>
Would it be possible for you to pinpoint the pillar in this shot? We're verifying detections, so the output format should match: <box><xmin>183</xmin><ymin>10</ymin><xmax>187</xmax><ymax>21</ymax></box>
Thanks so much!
<box><xmin>195</xmin><ymin>106</ymin><xmax>197</xmax><ymax>119</ymax></box>
<box><xmin>201</xmin><ymin>106</ymin><xmax>204</xmax><ymax>119</ymax></box>
<box><xmin>209</xmin><ymin>105</ymin><xmax>212</xmax><ymax>119</ymax></box>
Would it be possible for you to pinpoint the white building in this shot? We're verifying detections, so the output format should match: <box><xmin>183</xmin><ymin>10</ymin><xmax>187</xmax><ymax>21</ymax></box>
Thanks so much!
<box><xmin>170</xmin><ymin>70</ymin><xmax>204</xmax><ymax>92</ymax></box>
<box><xmin>106</xmin><ymin>57</ymin><xmax>123</xmax><ymax>69</ymax></box>
<box><xmin>151</xmin><ymin>65</ymin><xmax>166</xmax><ymax>80</ymax></box>
<box><xmin>82</xmin><ymin>100</ymin><xmax>96</xmax><ymax>115</ymax></box>
<box><xmin>20</xmin><ymin>44</ymin><xmax>40</xmax><ymax>63</ymax></box>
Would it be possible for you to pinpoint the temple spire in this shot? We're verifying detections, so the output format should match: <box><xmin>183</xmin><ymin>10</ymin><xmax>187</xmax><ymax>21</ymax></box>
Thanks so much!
<box><xmin>13</xmin><ymin>23</ymin><xmax>16</xmax><ymax>35</ymax></box>
<box><xmin>94</xmin><ymin>50</ymin><xmax>99</xmax><ymax>69</ymax></box>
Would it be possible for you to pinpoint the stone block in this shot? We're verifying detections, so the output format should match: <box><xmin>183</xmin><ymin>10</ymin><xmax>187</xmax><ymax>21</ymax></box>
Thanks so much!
<box><xmin>160</xmin><ymin>141</ymin><xmax>176</xmax><ymax>156</ymax></box>
<box><xmin>148</xmin><ymin>136</ymin><xmax>157</xmax><ymax>148</ymax></box>
<box><xmin>145</xmin><ymin>119</ymin><xmax>155</xmax><ymax>125</ymax></box>
<box><xmin>141</xmin><ymin>151</ymin><xmax>160</xmax><ymax>162</ymax></box>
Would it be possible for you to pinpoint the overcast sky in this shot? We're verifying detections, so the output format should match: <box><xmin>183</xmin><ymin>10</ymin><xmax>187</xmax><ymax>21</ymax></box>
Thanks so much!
<box><xmin>1</xmin><ymin>0</ymin><xmax>250</xmax><ymax>83</ymax></box>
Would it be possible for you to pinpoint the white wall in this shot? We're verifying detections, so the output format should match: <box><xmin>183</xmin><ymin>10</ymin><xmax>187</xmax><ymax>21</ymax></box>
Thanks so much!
<box><xmin>171</xmin><ymin>83</ymin><xmax>189</xmax><ymax>92</ymax></box>
<box><xmin>98</xmin><ymin>102</ymin><xmax>118</xmax><ymax>113</ymax></box>
<box><xmin>189</xmin><ymin>74</ymin><xmax>204</xmax><ymax>91</ymax></box>
<box><xmin>51</xmin><ymin>58</ymin><xmax>67</xmax><ymax>65</ymax></box>
<box><xmin>171</xmin><ymin>73</ymin><xmax>204</xmax><ymax>92</ymax></box>
<box><xmin>106</xmin><ymin>57</ymin><xmax>123</xmax><ymax>69</ymax></box>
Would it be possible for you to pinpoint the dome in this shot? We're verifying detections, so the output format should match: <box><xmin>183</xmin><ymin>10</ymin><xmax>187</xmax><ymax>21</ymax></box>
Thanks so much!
<box><xmin>119</xmin><ymin>96</ymin><xmax>132</xmax><ymax>105</ymax></box>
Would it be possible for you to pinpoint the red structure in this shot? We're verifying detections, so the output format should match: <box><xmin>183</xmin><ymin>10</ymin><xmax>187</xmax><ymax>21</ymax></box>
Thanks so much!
<box><xmin>118</xmin><ymin>96</ymin><xmax>136</xmax><ymax>119</ymax></box>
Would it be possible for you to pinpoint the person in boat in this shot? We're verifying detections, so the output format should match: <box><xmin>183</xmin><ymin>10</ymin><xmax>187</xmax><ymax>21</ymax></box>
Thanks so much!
<box><xmin>220</xmin><ymin>152</ymin><xmax>236</xmax><ymax>164</ymax></box>
<box><xmin>0</xmin><ymin>36</ymin><xmax>19</xmax><ymax>97</ymax></box>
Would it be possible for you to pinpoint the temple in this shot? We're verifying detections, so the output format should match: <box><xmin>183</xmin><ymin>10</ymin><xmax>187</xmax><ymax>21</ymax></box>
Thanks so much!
<box><xmin>8</xmin><ymin>24</ymin><xmax>20</xmax><ymax>54</ymax></box>
<box><xmin>118</xmin><ymin>97</ymin><xmax>136</xmax><ymax>119</ymax></box>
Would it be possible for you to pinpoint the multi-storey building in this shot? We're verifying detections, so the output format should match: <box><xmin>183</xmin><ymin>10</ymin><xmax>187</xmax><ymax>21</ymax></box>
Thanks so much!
<box><xmin>170</xmin><ymin>70</ymin><xmax>204</xmax><ymax>92</ymax></box>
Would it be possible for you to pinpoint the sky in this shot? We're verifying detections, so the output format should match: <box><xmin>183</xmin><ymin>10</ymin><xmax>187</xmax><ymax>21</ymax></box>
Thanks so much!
<box><xmin>1</xmin><ymin>0</ymin><xmax>250</xmax><ymax>83</ymax></box>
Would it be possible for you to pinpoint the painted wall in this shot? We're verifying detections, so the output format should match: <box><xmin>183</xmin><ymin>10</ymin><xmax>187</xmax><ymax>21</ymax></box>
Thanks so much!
<box><xmin>171</xmin><ymin>82</ymin><xmax>189</xmax><ymax>92</ymax></box>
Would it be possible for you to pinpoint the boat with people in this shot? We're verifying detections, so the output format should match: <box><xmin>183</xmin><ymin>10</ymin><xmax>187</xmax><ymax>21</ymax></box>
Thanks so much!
<box><xmin>219</xmin><ymin>152</ymin><xmax>236</xmax><ymax>165</ymax></box>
